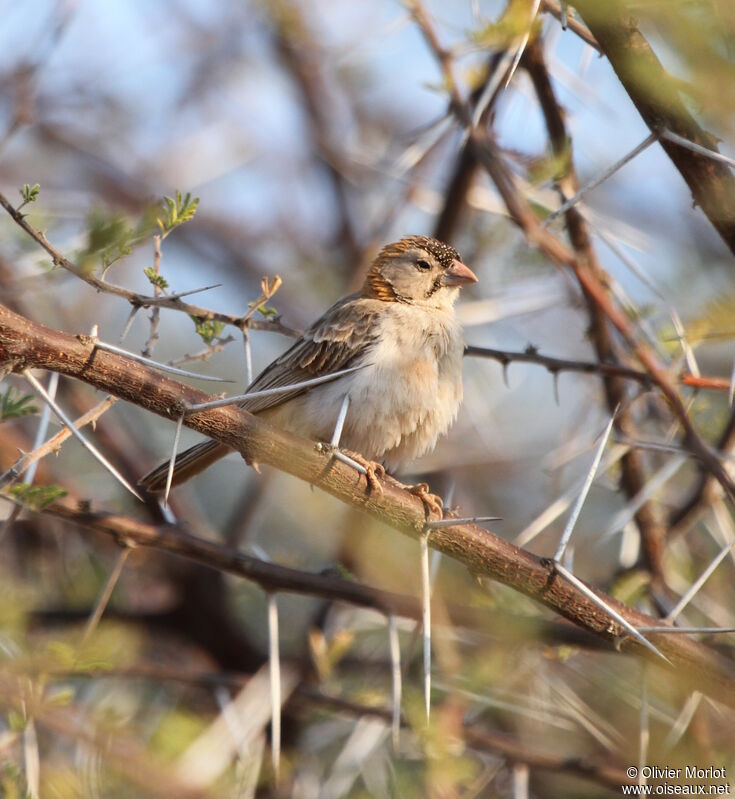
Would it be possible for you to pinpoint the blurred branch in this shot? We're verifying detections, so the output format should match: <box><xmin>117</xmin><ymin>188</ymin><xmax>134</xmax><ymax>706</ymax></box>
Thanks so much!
<box><xmin>3</xmin><ymin>305</ymin><xmax>735</xmax><ymax>705</ymax></box>
<box><xmin>669</xmin><ymin>408</ymin><xmax>735</xmax><ymax>533</ymax></box>
<box><xmin>36</xmin><ymin>496</ymin><xmax>423</xmax><ymax>618</ymax></box>
<box><xmin>523</xmin><ymin>38</ymin><xmax>666</xmax><ymax>576</ymax></box>
<box><xmin>471</xmin><ymin>132</ymin><xmax>735</xmax><ymax>502</ymax></box>
<box><xmin>300</xmin><ymin>688</ymin><xmax>632</xmax><ymax>791</ymax></box>
<box><xmin>268</xmin><ymin>1</ymin><xmax>360</xmax><ymax>268</ymax></box>
<box><xmin>434</xmin><ymin>52</ymin><xmax>510</xmax><ymax>243</ymax></box>
<box><xmin>573</xmin><ymin>0</ymin><xmax>735</xmax><ymax>258</ymax></box>
<box><xmin>0</xmin><ymin>395</ymin><xmax>117</xmax><ymax>489</ymax></box>
<box><xmin>409</xmin><ymin>1</ymin><xmax>468</xmax><ymax>124</ymax></box>
<box><xmin>411</xmin><ymin>9</ymin><xmax>735</xmax><ymax>506</ymax></box>
<box><xmin>0</xmin><ymin>191</ymin><xmax>297</xmax><ymax>336</ymax></box>
<box><xmin>539</xmin><ymin>0</ymin><xmax>601</xmax><ymax>52</ymax></box>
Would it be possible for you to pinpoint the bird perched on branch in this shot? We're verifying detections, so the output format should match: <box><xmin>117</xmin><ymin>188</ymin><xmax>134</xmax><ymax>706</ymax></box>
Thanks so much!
<box><xmin>140</xmin><ymin>235</ymin><xmax>477</xmax><ymax>514</ymax></box>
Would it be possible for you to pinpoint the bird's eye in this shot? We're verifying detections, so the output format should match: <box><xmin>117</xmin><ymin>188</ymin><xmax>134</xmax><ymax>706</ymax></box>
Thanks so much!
<box><xmin>416</xmin><ymin>259</ymin><xmax>431</xmax><ymax>271</ymax></box>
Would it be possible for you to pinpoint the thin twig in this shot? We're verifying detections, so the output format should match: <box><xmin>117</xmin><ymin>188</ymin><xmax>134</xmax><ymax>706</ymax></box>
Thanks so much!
<box><xmin>0</xmin><ymin>371</ymin><xmax>58</xmax><ymax>539</ymax></box>
<box><xmin>0</xmin><ymin>190</ymin><xmax>296</xmax><ymax>336</ymax></box>
<box><xmin>539</xmin><ymin>0</ymin><xmax>600</xmax><ymax>52</ymax></box>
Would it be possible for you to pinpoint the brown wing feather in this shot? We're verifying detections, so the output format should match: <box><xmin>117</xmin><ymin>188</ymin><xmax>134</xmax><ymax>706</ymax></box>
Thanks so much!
<box><xmin>239</xmin><ymin>294</ymin><xmax>380</xmax><ymax>414</ymax></box>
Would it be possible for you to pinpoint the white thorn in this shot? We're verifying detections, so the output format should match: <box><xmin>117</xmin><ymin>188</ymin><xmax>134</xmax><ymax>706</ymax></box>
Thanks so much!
<box><xmin>81</xmin><ymin>547</ymin><xmax>131</xmax><ymax>646</ymax></box>
<box><xmin>185</xmin><ymin>365</ymin><xmax>364</xmax><ymax>412</ymax></box>
<box><xmin>330</xmin><ymin>394</ymin><xmax>350</xmax><ymax>448</ymax></box>
<box><xmin>267</xmin><ymin>594</ymin><xmax>281</xmax><ymax>783</ymax></box>
<box><xmin>387</xmin><ymin>615</ymin><xmax>402</xmax><ymax>750</ymax></box>
<box><xmin>660</xmin><ymin>128</ymin><xmax>735</xmax><ymax>169</ymax></box>
<box><xmin>420</xmin><ymin>534</ymin><xmax>431</xmax><ymax>722</ymax></box>
<box><xmin>554</xmin><ymin>409</ymin><xmax>617</xmax><ymax>562</ymax></box>
<box><xmin>552</xmin><ymin>562</ymin><xmax>669</xmax><ymax>662</ymax></box>
<box><xmin>665</xmin><ymin>541</ymin><xmax>735</xmax><ymax>623</ymax></box>
<box><xmin>94</xmin><ymin>340</ymin><xmax>233</xmax><ymax>382</ymax></box>
<box><xmin>23</xmin><ymin>370</ymin><xmax>143</xmax><ymax>501</ymax></box>
<box><xmin>163</xmin><ymin>414</ymin><xmax>184</xmax><ymax>507</ymax></box>
<box><xmin>544</xmin><ymin>132</ymin><xmax>658</xmax><ymax>225</ymax></box>
<box><xmin>243</xmin><ymin>329</ymin><xmax>253</xmax><ymax>386</ymax></box>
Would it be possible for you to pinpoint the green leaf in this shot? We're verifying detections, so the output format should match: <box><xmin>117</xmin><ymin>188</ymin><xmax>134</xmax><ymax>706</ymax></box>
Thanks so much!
<box><xmin>18</xmin><ymin>182</ymin><xmax>40</xmax><ymax>210</ymax></box>
<box><xmin>0</xmin><ymin>387</ymin><xmax>38</xmax><ymax>421</ymax></box>
<box><xmin>143</xmin><ymin>267</ymin><xmax>169</xmax><ymax>290</ymax></box>
<box><xmin>248</xmin><ymin>300</ymin><xmax>279</xmax><ymax>318</ymax></box>
<box><xmin>9</xmin><ymin>483</ymin><xmax>67</xmax><ymax>510</ymax></box>
<box><xmin>190</xmin><ymin>315</ymin><xmax>224</xmax><ymax>344</ymax></box>
<box><xmin>79</xmin><ymin>208</ymin><xmax>134</xmax><ymax>274</ymax></box>
<box><xmin>157</xmin><ymin>190</ymin><xmax>199</xmax><ymax>239</ymax></box>
<box><xmin>527</xmin><ymin>145</ymin><xmax>573</xmax><ymax>185</ymax></box>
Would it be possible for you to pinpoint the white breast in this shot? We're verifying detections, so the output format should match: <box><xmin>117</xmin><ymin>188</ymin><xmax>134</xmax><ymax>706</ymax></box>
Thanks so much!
<box><xmin>272</xmin><ymin>303</ymin><xmax>464</xmax><ymax>472</ymax></box>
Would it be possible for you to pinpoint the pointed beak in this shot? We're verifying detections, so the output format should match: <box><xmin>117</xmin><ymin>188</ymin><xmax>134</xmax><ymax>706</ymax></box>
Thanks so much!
<box><xmin>441</xmin><ymin>259</ymin><xmax>478</xmax><ymax>287</ymax></box>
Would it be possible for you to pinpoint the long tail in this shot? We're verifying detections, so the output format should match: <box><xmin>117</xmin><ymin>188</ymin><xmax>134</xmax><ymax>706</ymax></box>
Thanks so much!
<box><xmin>139</xmin><ymin>439</ymin><xmax>230</xmax><ymax>492</ymax></box>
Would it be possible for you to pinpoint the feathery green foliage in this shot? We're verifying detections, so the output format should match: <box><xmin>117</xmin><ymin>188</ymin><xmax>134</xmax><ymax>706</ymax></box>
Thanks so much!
<box><xmin>157</xmin><ymin>190</ymin><xmax>199</xmax><ymax>239</ymax></box>
<box><xmin>0</xmin><ymin>386</ymin><xmax>38</xmax><ymax>421</ymax></box>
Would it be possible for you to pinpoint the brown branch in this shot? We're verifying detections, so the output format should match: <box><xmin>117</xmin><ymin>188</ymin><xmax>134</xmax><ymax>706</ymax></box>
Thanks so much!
<box><xmin>36</xmin><ymin>497</ymin><xmax>423</xmax><ymax>619</ymax></box>
<box><xmin>539</xmin><ymin>1</ymin><xmax>601</xmax><ymax>53</ymax></box>
<box><xmin>300</xmin><ymin>689</ymin><xmax>632</xmax><ymax>791</ymax></box>
<box><xmin>0</xmin><ymin>190</ymin><xmax>297</xmax><ymax>337</ymax></box>
<box><xmin>523</xmin><ymin>38</ymin><xmax>666</xmax><ymax>577</ymax></box>
<box><xmin>409</xmin><ymin>1</ymin><xmax>469</xmax><ymax>124</ymax></box>
<box><xmin>465</xmin><ymin>344</ymin><xmax>731</xmax><ymax>392</ymax></box>
<box><xmin>26</xmin><ymin>494</ymin><xmax>617</xmax><ymax>652</ymax></box>
<box><xmin>669</xmin><ymin>408</ymin><xmax>735</xmax><ymax>533</ymax></box>
<box><xmin>267</xmin><ymin>1</ymin><xmax>360</xmax><ymax>269</ymax></box>
<box><xmin>572</xmin><ymin>0</ymin><xmax>735</xmax><ymax>258</ymax></box>
<box><xmin>434</xmin><ymin>52</ymin><xmax>511</xmax><ymax>243</ymax></box>
<box><xmin>471</xmin><ymin>133</ymin><xmax>735</xmax><ymax>503</ymax></box>
<box><xmin>410</xmin><ymin>5</ymin><xmax>735</xmax><ymax>504</ymax></box>
<box><xmin>3</xmin><ymin>304</ymin><xmax>735</xmax><ymax>706</ymax></box>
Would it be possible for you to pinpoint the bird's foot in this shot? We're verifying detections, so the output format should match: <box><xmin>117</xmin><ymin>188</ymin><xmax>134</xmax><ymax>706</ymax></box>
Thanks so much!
<box><xmin>345</xmin><ymin>450</ymin><xmax>386</xmax><ymax>495</ymax></box>
<box><xmin>406</xmin><ymin>482</ymin><xmax>444</xmax><ymax>519</ymax></box>
<box><xmin>319</xmin><ymin>443</ymin><xmax>385</xmax><ymax>495</ymax></box>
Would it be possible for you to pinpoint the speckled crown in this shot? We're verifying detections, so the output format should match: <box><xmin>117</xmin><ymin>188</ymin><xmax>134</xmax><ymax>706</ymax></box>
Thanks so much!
<box><xmin>377</xmin><ymin>235</ymin><xmax>461</xmax><ymax>270</ymax></box>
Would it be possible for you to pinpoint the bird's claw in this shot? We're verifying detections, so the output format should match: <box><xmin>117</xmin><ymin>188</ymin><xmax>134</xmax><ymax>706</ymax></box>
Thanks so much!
<box><xmin>407</xmin><ymin>482</ymin><xmax>444</xmax><ymax>519</ymax></box>
<box><xmin>334</xmin><ymin>448</ymin><xmax>385</xmax><ymax>495</ymax></box>
<box><xmin>349</xmin><ymin>451</ymin><xmax>385</xmax><ymax>494</ymax></box>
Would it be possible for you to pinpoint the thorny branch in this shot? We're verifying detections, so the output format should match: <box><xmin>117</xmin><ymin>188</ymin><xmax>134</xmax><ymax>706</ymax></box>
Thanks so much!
<box><xmin>300</xmin><ymin>689</ymin><xmax>633</xmax><ymax>791</ymax></box>
<box><xmin>466</xmin><ymin>343</ymin><xmax>731</xmax><ymax>393</ymax></box>
<box><xmin>410</xmin><ymin>1</ymin><xmax>735</xmax><ymax>512</ymax></box>
<box><xmin>2</xmin><ymin>304</ymin><xmax>735</xmax><ymax>706</ymax></box>
<box><xmin>522</xmin><ymin>38</ymin><xmax>667</xmax><ymax>578</ymax></box>
<box><xmin>573</xmin><ymin>0</ymin><xmax>735</xmax><ymax>259</ymax></box>
<box><xmin>0</xmin><ymin>190</ymin><xmax>296</xmax><ymax>337</ymax></box>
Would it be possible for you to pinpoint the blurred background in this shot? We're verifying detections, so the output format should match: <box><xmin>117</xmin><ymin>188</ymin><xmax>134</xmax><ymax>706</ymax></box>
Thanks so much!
<box><xmin>1</xmin><ymin>0</ymin><xmax>735</xmax><ymax>796</ymax></box>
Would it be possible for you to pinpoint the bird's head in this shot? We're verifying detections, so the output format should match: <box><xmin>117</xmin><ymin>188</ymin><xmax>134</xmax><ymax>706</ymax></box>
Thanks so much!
<box><xmin>363</xmin><ymin>235</ymin><xmax>478</xmax><ymax>309</ymax></box>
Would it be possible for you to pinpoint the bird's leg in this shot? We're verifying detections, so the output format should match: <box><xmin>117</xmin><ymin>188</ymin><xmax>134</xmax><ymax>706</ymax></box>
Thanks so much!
<box><xmin>343</xmin><ymin>449</ymin><xmax>386</xmax><ymax>495</ymax></box>
<box><xmin>316</xmin><ymin>442</ymin><xmax>386</xmax><ymax>495</ymax></box>
<box><xmin>405</xmin><ymin>482</ymin><xmax>444</xmax><ymax>519</ymax></box>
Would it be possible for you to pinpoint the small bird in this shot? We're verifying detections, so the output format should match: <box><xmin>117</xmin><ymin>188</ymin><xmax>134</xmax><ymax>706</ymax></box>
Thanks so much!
<box><xmin>140</xmin><ymin>235</ymin><xmax>477</xmax><ymax>512</ymax></box>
